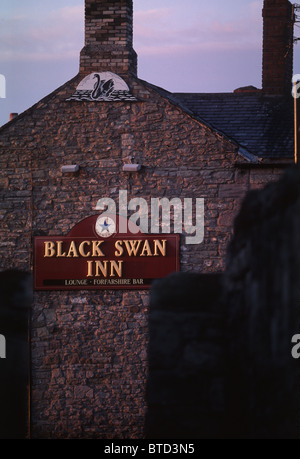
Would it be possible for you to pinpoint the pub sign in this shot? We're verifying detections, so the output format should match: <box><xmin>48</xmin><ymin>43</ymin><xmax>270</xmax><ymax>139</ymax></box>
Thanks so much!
<box><xmin>34</xmin><ymin>215</ymin><xmax>180</xmax><ymax>290</ymax></box>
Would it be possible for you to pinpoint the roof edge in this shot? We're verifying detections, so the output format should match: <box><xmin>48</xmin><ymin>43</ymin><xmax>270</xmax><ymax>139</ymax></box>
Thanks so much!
<box><xmin>0</xmin><ymin>74</ymin><xmax>80</xmax><ymax>133</ymax></box>
<box><xmin>137</xmin><ymin>78</ymin><xmax>242</xmax><ymax>150</ymax></box>
<box><xmin>238</xmin><ymin>147</ymin><xmax>262</xmax><ymax>164</ymax></box>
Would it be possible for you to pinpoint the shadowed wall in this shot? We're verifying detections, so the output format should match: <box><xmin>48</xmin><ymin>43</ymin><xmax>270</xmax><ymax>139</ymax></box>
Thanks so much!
<box><xmin>146</xmin><ymin>167</ymin><xmax>300</xmax><ymax>439</ymax></box>
<box><xmin>0</xmin><ymin>270</ymin><xmax>32</xmax><ymax>439</ymax></box>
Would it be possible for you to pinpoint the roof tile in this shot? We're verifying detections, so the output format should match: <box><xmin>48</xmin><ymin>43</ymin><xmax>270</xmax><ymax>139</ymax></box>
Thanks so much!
<box><xmin>173</xmin><ymin>92</ymin><xmax>294</xmax><ymax>159</ymax></box>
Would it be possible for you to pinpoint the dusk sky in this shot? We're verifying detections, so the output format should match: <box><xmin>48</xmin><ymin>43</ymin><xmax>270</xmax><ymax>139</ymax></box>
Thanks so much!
<box><xmin>1</xmin><ymin>0</ymin><xmax>300</xmax><ymax>127</ymax></box>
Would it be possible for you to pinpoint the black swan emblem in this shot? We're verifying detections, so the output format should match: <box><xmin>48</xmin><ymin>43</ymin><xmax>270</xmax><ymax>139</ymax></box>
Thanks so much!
<box><xmin>92</xmin><ymin>74</ymin><xmax>114</xmax><ymax>99</ymax></box>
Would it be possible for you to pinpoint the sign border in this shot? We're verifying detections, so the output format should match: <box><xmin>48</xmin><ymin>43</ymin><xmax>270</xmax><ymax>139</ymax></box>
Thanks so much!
<box><xmin>34</xmin><ymin>233</ymin><xmax>180</xmax><ymax>291</ymax></box>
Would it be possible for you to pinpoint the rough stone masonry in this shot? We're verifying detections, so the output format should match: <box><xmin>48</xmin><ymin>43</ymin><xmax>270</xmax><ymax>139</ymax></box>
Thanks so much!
<box><xmin>0</xmin><ymin>0</ymin><xmax>293</xmax><ymax>438</ymax></box>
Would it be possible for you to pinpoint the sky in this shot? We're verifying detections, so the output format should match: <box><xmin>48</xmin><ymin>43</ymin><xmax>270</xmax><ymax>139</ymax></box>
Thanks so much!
<box><xmin>0</xmin><ymin>0</ymin><xmax>299</xmax><ymax>127</ymax></box>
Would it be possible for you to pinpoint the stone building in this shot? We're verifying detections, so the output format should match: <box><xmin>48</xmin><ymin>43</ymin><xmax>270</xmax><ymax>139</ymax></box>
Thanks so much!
<box><xmin>0</xmin><ymin>0</ymin><xmax>296</xmax><ymax>439</ymax></box>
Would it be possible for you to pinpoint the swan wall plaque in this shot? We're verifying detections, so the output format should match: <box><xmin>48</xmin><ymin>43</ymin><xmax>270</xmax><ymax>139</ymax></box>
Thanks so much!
<box><xmin>67</xmin><ymin>72</ymin><xmax>137</xmax><ymax>102</ymax></box>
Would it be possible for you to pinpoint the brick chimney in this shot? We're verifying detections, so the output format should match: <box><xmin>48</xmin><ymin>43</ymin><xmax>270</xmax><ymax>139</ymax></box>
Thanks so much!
<box><xmin>80</xmin><ymin>0</ymin><xmax>137</xmax><ymax>77</ymax></box>
<box><xmin>262</xmin><ymin>0</ymin><xmax>295</xmax><ymax>95</ymax></box>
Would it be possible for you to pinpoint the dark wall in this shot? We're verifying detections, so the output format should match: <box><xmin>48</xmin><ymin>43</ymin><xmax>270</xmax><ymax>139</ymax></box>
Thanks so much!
<box><xmin>224</xmin><ymin>166</ymin><xmax>300</xmax><ymax>439</ymax></box>
<box><xmin>0</xmin><ymin>270</ymin><xmax>32</xmax><ymax>439</ymax></box>
<box><xmin>146</xmin><ymin>272</ymin><xmax>225</xmax><ymax>439</ymax></box>
<box><xmin>146</xmin><ymin>167</ymin><xmax>300</xmax><ymax>439</ymax></box>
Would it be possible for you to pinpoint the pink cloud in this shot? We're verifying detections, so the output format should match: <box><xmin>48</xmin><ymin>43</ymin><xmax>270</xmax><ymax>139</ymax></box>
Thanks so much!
<box><xmin>134</xmin><ymin>3</ymin><xmax>262</xmax><ymax>57</ymax></box>
<box><xmin>0</xmin><ymin>5</ymin><xmax>84</xmax><ymax>61</ymax></box>
<box><xmin>0</xmin><ymin>2</ymin><xmax>262</xmax><ymax>62</ymax></box>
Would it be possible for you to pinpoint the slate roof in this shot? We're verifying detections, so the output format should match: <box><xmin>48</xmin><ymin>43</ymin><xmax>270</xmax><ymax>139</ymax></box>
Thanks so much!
<box><xmin>1</xmin><ymin>74</ymin><xmax>294</xmax><ymax>162</ymax></box>
<box><xmin>173</xmin><ymin>91</ymin><xmax>294</xmax><ymax>160</ymax></box>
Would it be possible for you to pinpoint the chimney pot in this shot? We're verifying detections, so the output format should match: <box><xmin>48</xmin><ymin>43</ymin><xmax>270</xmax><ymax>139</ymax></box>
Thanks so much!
<box><xmin>9</xmin><ymin>113</ymin><xmax>18</xmax><ymax>121</ymax></box>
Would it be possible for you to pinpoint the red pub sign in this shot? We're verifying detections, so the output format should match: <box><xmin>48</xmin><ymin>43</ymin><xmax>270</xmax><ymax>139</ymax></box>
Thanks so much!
<box><xmin>34</xmin><ymin>215</ymin><xmax>180</xmax><ymax>290</ymax></box>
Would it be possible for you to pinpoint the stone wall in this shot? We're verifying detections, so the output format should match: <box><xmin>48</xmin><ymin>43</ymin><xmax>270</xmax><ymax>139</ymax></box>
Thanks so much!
<box><xmin>0</xmin><ymin>76</ymin><xmax>283</xmax><ymax>276</ymax></box>
<box><xmin>31</xmin><ymin>290</ymin><xmax>149</xmax><ymax>438</ymax></box>
<box><xmin>0</xmin><ymin>72</ymin><xmax>287</xmax><ymax>437</ymax></box>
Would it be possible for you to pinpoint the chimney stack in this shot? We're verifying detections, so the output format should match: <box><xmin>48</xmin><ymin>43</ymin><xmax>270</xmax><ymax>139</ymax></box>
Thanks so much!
<box><xmin>262</xmin><ymin>0</ymin><xmax>294</xmax><ymax>95</ymax></box>
<box><xmin>262</xmin><ymin>0</ymin><xmax>295</xmax><ymax>95</ymax></box>
<box><xmin>80</xmin><ymin>0</ymin><xmax>137</xmax><ymax>77</ymax></box>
